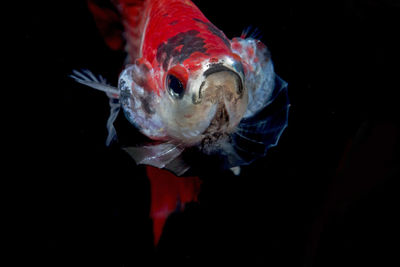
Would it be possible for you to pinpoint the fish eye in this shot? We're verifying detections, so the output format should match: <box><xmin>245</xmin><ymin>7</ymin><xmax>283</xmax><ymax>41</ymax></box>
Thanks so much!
<box><xmin>167</xmin><ymin>74</ymin><xmax>185</xmax><ymax>99</ymax></box>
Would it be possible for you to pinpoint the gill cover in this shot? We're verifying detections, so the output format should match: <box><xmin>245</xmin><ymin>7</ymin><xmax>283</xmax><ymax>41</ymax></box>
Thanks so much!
<box><xmin>224</xmin><ymin>37</ymin><xmax>290</xmax><ymax>167</ymax></box>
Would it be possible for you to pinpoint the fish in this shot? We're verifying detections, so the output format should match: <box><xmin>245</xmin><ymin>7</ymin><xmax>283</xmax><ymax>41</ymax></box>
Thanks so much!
<box><xmin>71</xmin><ymin>0</ymin><xmax>289</xmax><ymax>245</ymax></box>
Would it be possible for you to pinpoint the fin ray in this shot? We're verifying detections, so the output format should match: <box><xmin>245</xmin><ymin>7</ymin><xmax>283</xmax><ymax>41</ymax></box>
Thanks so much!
<box><xmin>70</xmin><ymin>69</ymin><xmax>121</xmax><ymax>146</ymax></box>
<box><xmin>123</xmin><ymin>142</ymin><xmax>185</xmax><ymax>170</ymax></box>
<box><xmin>70</xmin><ymin>69</ymin><xmax>120</xmax><ymax>96</ymax></box>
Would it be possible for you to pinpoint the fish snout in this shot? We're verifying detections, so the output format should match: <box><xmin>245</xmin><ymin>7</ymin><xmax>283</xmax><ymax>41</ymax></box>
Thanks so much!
<box><xmin>158</xmin><ymin>65</ymin><xmax>248</xmax><ymax>147</ymax></box>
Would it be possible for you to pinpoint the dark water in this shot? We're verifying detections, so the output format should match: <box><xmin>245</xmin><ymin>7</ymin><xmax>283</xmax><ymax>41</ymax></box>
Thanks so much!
<box><xmin>18</xmin><ymin>0</ymin><xmax>399</xmax><ymax>266</ymax></box>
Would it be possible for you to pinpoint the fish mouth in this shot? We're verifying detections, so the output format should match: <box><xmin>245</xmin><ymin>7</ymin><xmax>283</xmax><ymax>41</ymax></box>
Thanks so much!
<box><xmin>184</xmin><ymin>66</ymin><xmax>247</xmax><ymax>153</ymax></box>
<box><xmin>199</xmin><ymin>103</ymin><xmax>231</xmax><ymax>154</ymax></box>
<box><xmin>194</xmin><ymin>67</ymin><xmax>247</xmax><ymax>153</ymax></box>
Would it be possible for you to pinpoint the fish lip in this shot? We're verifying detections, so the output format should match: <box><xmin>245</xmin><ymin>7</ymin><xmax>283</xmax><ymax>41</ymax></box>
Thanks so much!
<box><xmin>203</xmin><ymin>63</ymin><xmax>233</xmax><ymax>78</ymax></box>
<box><xmin>204</xmin><ymin>64</ymin><xmax>244</xmax><ymax>96</ymax></box>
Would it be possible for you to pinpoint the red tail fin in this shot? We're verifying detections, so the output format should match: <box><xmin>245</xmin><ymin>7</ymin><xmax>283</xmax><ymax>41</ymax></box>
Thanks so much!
<box><xmin>146</xmin><ymin>166</ymin><xmax>202</xmax><ymax>246</ymax></box>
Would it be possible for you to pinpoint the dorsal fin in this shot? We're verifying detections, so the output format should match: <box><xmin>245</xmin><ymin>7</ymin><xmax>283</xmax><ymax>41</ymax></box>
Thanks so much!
<box><xmin>87</xmin><ymin>0</ymin><xmax>148</xmax><ymax>59</ymax></box>
<box><xmin>87</xmin><ymin>0</ymin><xmax>125</xmax><ymax>50</ymax></box>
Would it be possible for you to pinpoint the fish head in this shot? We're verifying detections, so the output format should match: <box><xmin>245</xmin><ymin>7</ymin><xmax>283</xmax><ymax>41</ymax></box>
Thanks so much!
<box><xmin>119</xmin><ymin>55</ymin><xmax>248</xmax><ymax>152</ymax></box>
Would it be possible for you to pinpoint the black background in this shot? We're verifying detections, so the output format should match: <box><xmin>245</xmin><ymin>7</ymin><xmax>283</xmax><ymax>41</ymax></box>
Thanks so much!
<box><xmin>19</xmin><ymin>0</ymin><xmax>399</xmax><ymax>266</ymax></box>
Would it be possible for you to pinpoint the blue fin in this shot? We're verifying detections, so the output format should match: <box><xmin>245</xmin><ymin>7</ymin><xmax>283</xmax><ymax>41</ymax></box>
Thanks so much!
<box><xmin>241</xmin><ymin>26</ymin><xmax>263</xmax><ymax>40</ymax></box>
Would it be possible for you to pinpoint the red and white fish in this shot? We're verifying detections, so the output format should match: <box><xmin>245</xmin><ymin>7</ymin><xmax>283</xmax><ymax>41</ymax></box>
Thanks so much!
<box><xmin>71</xmin><ymin>0</ymin><xmax>289</xmax><ymax>245</ymax></box>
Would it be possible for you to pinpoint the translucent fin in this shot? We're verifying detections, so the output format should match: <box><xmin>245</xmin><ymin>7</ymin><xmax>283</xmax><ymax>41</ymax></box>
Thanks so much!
<box><xmin>123</xmin><ymin>142</ymin><xmax>188</xmax><ymax>175</ymax></box>
<box><xmin>230</xmin><ymin>166</ymin><xmax>241</xmax><ymax>176</ymax></box>
<box><xmin>70</xmin><ymin>69</ymin><xmax>120</xmax><ymax>97</ymax></box>
<box><xmin>228</xmin><ymin>75</ymin><xmax>289</xmax><ymax>167</ymax></box>
<box><xmin>220</xmin><ymin>36</ymin><xmax>290</xmax><ymax>167</ymax></box>
<box><xmin>105</xmin><ymin>97</ymin><xmax>120</xmax><ymax>146</ymax></box>
<box><xmin>241</xmin><ymin>26</ymin><xmax>262</xmax><ymax>40</ymax></box>
<box><xmin>164</xmin><ymin>155</ymin><xmax>191</xmax><ymax>176</ymax></box>
<box><xmin>70</xmin><ymin>69</ymin><xmax>120</xmax><ymax>146</ymax></box>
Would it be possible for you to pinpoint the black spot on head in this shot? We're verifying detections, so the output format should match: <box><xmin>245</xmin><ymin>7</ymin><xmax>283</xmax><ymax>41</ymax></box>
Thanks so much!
<box><xmin>193</xmin><ymin>18</ymin><xmax>231</xmax><ymax>48</ymax></box>
<box><xmin>156</xmin><ymin>30</ymin><xmax>207</xmax><ymax>71</ymax></box>
<box><xmin>203</xmin><ymin>63</ymin><xmax>231</xmax><ymax>77</ymax></box>
<box><xmin>192</xmin><ymin>81</ymin><xmax>206</xmax><ymax>104</ymax></box>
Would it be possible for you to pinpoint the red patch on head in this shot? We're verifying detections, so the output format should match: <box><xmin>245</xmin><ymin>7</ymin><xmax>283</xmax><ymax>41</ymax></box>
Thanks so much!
<box><xmin>246</xmin><ymin>46</ymin><xmax>255</xmax><ymax>58</ymax></box>
<box><xmin>231</xmin><ymin>41</ymin><xmax>243</xmax><ymax>51</ymax></box>
<box><xmin>210</xmin><ymin>57</ymin><xmax>219</xmax><ymax>63</ymax></box>
<box><xmin>231</xmin><ymin>53</ymin><xmax>242</xmax><ymax>62</ymax></box>
<box><xmin>168</xmin><ymin>65</ymin><xmax>189</xmax><ymax>88</ymax></box>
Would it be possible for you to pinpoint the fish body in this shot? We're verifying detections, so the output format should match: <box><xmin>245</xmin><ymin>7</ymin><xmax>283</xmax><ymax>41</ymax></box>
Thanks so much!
<box><xmin>117</xmin><ymin>0</ymin><xmax>248</xmax><ymax>150</ymax></box>
<box><xmin>73</xmin><ymin>0</ymin><xmax>289</xmax><ymax>175</ymax></box>
<box><xmin>72</xmin><ymin>0</ymin><xmax>289</xmax><ymax>245</ymax></box>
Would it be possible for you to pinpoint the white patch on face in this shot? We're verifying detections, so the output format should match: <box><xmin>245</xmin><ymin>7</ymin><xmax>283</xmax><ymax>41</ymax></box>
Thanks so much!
<box><xmin>118</xmin><ymin>65</ymin><xmax>167</xmax><ymax>140</ymax></box>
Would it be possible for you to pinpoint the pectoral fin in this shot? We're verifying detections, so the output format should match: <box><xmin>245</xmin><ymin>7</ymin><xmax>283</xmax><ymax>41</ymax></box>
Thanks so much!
<box><xmin>123</xmin><ymin>142</ymin><xmax>190</xmax><ymax>176</ymax></box>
